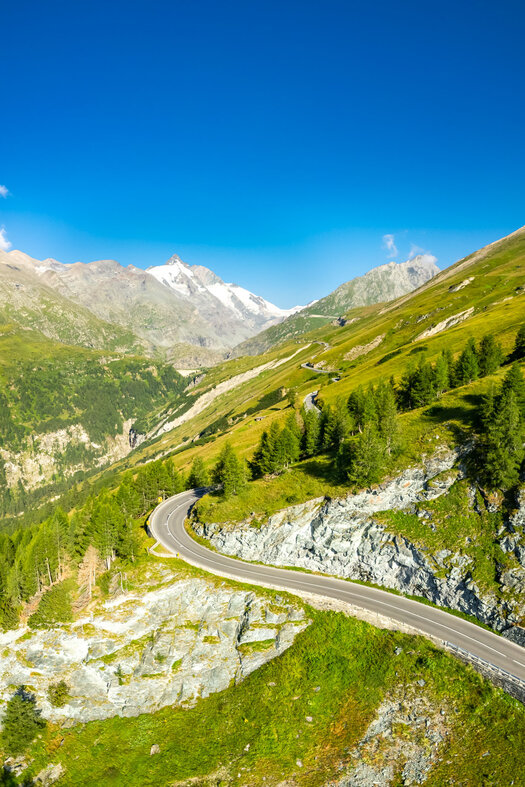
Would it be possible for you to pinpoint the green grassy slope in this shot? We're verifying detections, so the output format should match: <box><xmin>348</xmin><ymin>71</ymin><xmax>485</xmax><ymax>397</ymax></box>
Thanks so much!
<box><xmin>111</xmin><ymin>226</ymin><xmax>525</xmax><ymax>478</ymax></box>
<box><xmin>19</xmin><ymin>598</ymin><xmax>525</xmax><ymax>787</ymax></box>
<box><xmin>0</xmin><ymin>327</ymin><xmax>187</xmax><ymax>517</ymax></box>
<box><xmin>0</xmin><ymin>259</ymin><xmax>149</xmax><ymax>355</ymax></box>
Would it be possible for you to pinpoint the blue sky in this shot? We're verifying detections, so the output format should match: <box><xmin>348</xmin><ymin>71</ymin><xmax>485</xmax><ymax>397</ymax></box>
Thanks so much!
<box><xmin>1</xmin><ymin>0</ymin><xmax>524</xmax><ymax>307</ymax></box>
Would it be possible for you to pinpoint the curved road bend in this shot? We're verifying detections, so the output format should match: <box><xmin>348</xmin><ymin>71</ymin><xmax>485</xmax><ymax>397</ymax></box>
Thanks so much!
<box><xmin>149</xmin><ymin>489</ymin><xmax>525</xmax><ymax>683</ymax></box>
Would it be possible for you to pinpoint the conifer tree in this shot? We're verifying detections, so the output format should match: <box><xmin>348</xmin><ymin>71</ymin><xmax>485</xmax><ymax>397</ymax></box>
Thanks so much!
<box><xmin>500</xmin><ymin>362</ymin><xmax>525</xmax><ymax>414</ymax></box>
<box><xmin>322</xmin><ymin>399</ymin><xmax>351</xmax><ymax>451</ymax></box>
<box><xmin>480</xmin><ymin>384</ymin><xmax>497</xmax><ymax>431</ymax></box>
<box><xmin>302</xmin><ymin>410</ymin><xmax>321</xmax><ymax>457</ymax></box>
<box><xmin>213</xmin><ymin>443</ymin><xmax>246</xmax><ymax>496</ymax></box>
<box><xmin>285</xmin><ymin>410</ymin><xmax>303</xmax><ymax>443</ymax></box>
<box><xmin>1</xmin><ymin>687</ymin><xmax>46</xmax><ymax>755</ymax></box>
<box><xmin>377</xmin><ymin>384</ymin><xmax>399</xmax><ymax>455</ymax></box>
<box><xmin>513</xmin><ymin>324</ymin><xmax>525</xmax><ymax>360</ymax></box>
<box><xmin>482</xmin><ymin>389</ymin><xmax>523</xmax><ymax>489</ymax></box>
<box><xmin>165</xmin><ymin>461</ymin><xmax>183</xmax><ymax>495</ymax></box>
<box><xmin>115</xmin><ymin>475</ymin><xmax>142</xmax><ymax>520</ymax></box>
<box><xmin>345</xmin><ymin>423</ymin><xmax>385</xmax><ymax>487</ymax></box>
<box><xmin>278</xmin><ymin>426</ymin><xmax>301</xmax><ymax>469</ymax></box>
<box><xmin>454</xmin><ymin>338</ymin><xmax>479</xmax><ymax>385</ymax></box>
<box><xmin>187</xmin><ymin>457</ymin><xmax>209</xmax><ymax>488</ymax></box>
<box><xmin>250</xmin><ymin>429</ymin><xmax>273</xmax><ymax>477</ymax></box>
<box><xmin>347</xmin><ymin>386</ymin><xmax>367</xmax><ymax>432</ymax></box>
<box><xmin>477</xmin><ymin>334</ymin><xmax>503</xmax><ymax>377</ymax></box>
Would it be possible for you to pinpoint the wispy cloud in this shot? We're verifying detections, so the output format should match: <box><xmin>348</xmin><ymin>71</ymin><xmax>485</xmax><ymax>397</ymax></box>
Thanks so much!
<box><xmin>408</xmin><ymin>243</ymin><xmax>424</xmax><ymax>259</ymax></box>
<box><xmin>382</xmin><ymin>233</ymin><xmax>398</xmax><ymax>258</ymax></box>
<box><xmin>0</xmin><ymin>185</ymin><xmax>9</xmax><ymax>198</ymax></box>
<box><xmin>0</xmin><ymin>227</ymin><xmax>12</xmax><ymax>251</ymax></box>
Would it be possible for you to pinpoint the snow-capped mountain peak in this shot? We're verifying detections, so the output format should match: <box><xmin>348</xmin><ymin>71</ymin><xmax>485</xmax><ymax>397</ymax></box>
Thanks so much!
<box><xmin>147</xmin><ymin>255</ymin><xmax>302</xmax><ymax>324</ymax></box>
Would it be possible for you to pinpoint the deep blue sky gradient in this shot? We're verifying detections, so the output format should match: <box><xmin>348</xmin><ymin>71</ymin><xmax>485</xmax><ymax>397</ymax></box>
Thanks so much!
<box><xmin>2</xmin><ymin>0</ymin><xmax>524</xmax><ymax>305</ymax></box>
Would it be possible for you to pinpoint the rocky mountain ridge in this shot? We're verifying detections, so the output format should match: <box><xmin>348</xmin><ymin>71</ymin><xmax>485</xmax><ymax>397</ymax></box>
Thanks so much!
<box><xmin>0</xmin><ymin>250</ymin><xmax>298</xmax><ymax>364</ymax></box>
<box><xmin>0</xmin><ymin>248</ymin><xmax>439</xmax><ymax>365</ymax></box>
<box><xmin>233</xmin><ymin>254</ymin><xmax>440</xmax><ymax>356</ymax></box>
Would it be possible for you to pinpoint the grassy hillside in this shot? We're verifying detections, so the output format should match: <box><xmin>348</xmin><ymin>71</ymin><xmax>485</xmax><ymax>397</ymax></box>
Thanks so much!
<box><xmin>0</xmin><ymin>257</ymin><xmax>148</xmax><ymax>355</ymax></box>
<box><xmin>233</xmin><ymin>255</ymin><xmax>439</xmax><ymax>356</ymax></box>
<box><xmin>13</xmin><ymin>590</ymin><xmax>525</xmax><ymax>786</ymax></box>
<box><xmin>105</xmin><ymin>226</ymin><xmax>524</xmax><ymax>479</ymax></box>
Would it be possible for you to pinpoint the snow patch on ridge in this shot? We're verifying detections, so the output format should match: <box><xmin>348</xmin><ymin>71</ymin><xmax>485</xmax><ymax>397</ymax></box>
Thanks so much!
<box><xmin>147</xmin><ymin>255</ymin><xmax>303</xmax><ymax>321</ymax></box>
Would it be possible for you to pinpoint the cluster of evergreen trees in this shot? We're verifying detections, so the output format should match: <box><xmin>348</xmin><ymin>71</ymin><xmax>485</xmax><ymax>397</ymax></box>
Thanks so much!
<box><xmin>2</xmin><ymin>357</ymin><xmax>185</xmax><ymax>450</ymax></box>
<box><xmin>0</xmin><ymin>457</ymin><xmax>185</xmax><ymax>631</ymax></box>
<box><xmin>250</xmin><ymin>414</ymin><xmax>302</xmax><ymax>477</ymax></box>
<box><xmin>0</xmin><ymin>357</ymin><xmax>188</xmax><ymax>520</ymax></box>
<box><xmin>477</xmin><ymin>362</ymin><xmax>525</xmax><ymax>489</ymax></box>
<box><xmin>397</xmin><ymin>334</ymin><xmax>504</xmax><ymax>410</ymax></box>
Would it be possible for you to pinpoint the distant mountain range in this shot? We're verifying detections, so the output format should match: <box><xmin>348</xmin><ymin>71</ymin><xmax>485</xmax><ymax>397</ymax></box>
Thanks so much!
<box><xmin>0</xmin><ymin>251</ymin><xmax>300</xmax><ymax>364</ymax></box>
<box><xmin>234</xmin><ymin>254</ymin><xmax>440</xmax><ymax>356</ymax></box>
<box><xmin>0</xmin><ymin>249</ymin><xmax>439</xmax><ymax>364</ymax></box>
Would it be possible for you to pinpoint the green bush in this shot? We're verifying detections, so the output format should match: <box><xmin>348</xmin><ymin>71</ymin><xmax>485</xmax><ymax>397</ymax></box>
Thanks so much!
<box><xmin>48</xmin><ymin>680</ymin><xmax>71</xmax><ymax>708</ymax></box>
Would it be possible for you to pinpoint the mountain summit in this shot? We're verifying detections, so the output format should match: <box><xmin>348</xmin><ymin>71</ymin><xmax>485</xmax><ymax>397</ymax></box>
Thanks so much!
<box><xmin>0</xmin><ymin>247</ymin><xmax>440</xmax><ymax>364</ymax></box>
<box><xmin>147</xmin><ymin>255</ymin><xmax>300</xmax><ymax>324</ymax></box>
<box><xmin>234</xmin><ymin>253</ymin><xmax>440</xmax><ymax>355</ymax></box>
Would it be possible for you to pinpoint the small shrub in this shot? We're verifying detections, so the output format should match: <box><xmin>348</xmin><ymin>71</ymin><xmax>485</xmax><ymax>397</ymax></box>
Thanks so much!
<box><xmin>48</xmin><ymin>680</ymin><xmax>70</xmax><ymax>708</ymax></box>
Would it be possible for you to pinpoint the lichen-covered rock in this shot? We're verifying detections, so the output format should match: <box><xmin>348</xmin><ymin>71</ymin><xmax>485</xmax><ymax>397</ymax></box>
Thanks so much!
<box><xmin>0</xmin><ymin>569</ymin><xmax>307</xmax><ymax>725</ymax></box>
<box><xmin>34</xmin><ymin>763</ymin><xmax>65</xmax><ymax>785</ymax></box>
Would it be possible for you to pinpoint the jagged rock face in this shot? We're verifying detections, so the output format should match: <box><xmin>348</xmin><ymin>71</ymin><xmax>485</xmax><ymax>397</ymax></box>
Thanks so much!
<box><xmin>0</xmin><ymin>419</ymin><xmax>135</xmax><ymax>491</ymax></box>
<box><xmin>196</xmin><ymin>450</ymin><xmax>525</xmax><ymax>633</ymax></box>
<box><xmin>0</xmin><ymin>570</ymin><xmax>307</xmax><ymax>724</ymax></box>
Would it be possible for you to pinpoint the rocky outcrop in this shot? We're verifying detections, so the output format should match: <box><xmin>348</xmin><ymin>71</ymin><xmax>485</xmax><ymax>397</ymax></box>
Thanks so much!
<box><xmin>344</xmin><ymin>333</ymin><xmax>385</xmax><ymax>361</ymax></box>
<box><xmin>331</xmin><ymin>684</ymin><xmax>449</xmax><ymax>786</ymax></box>
<box><xmin>415</xmin><ymin>308</ymin><xmax>474</xmax><ymax>341</ymax></box>
<box><xmin>0</xmin><ymin>419</ymin><xmax>137</xmax><ymax>491</ymax></box>
<box><xmin>0</xmin><ymin>568</ymin><xmax>307</xmax><ymax>725</ymax></box>
<box><xmin>195</xmin><ymin>449</ymin><xmax>525</xmax><ymax>634</ymax></box>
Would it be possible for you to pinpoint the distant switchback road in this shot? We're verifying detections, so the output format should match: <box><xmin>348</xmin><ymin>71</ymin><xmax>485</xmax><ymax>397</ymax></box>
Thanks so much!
<box><xmin>149</xmin><ymin>489</ymin><xmax>525</xmax><ymax>684</ymax></box>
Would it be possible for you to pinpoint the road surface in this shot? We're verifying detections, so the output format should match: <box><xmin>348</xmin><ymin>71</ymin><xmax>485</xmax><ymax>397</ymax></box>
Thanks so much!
<box><xmin>149</xmin><ymin>489</ymin><xmax>525</xmax><ymax>683</ymax></box>
<box><xmin>303</xmin><ymin>390</ymin><xmax>320</xmax><ymax>413</ymax></box>
<box><xmin>301</xmin><ymin>363</ymin><xmax>335</xmax><ymax>374</ymax></box>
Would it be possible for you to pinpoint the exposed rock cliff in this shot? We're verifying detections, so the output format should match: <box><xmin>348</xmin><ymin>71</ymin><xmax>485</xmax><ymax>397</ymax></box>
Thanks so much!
<box><xmin>195</xmin><ymin>449</ymin><xmax>525</xmax><ymax>637</ymax></box>
<box><xmin>0</xmin><ymin>566</ymin><xmax>307</xmax><ymax>724</ymax></box>
<box><xmin>0</xmin><ymin>419</ymin><xmax>136</xmax><ymax>491</ymax></box>
<box><xmin>331</xmin><ymin>683</ymin><xmax>449</xmax><ymax>786</ymax></box>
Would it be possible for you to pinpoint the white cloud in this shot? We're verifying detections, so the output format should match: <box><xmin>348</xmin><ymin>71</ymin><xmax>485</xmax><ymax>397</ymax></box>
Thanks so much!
<box><xmin>382</xmin><ymin>233</ymin><xmax>398</xmax><ymax>258</ymax></box>
<box><xmin>415</xmin><ymin>253</ymin><xmax>438</xmax><ymax>266</ymax></box>
<box><xmin>0</xmin><ymin>227</ymin><xmax>12</xmax><ymax>251</ymax></box>
<box><xmin>0</xmin><ymin>185</ymin><xmax>9</xmax><ymax>198</ymax></box>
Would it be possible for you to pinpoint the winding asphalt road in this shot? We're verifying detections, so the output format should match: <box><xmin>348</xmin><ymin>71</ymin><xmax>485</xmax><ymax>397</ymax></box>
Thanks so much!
<box><xmin>149</xmin><ymin>489</ymin><xmax>525</xmax><ymax>683</ymax></box>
